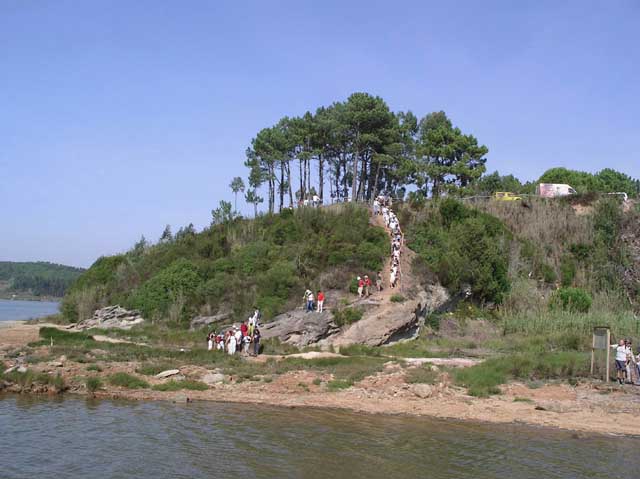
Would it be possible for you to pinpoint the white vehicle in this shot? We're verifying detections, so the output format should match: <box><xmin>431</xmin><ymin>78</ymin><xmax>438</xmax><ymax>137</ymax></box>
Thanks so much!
<box><xmin>537</xmin><ymin>183</ymin><xmax>577</xmax><ymax>198</ymax></box>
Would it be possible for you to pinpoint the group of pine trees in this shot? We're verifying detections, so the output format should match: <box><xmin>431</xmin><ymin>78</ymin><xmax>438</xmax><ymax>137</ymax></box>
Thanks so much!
<box><xmin>241</xmin><ymin>92</ymin><xmax>489</xmax><ymax>214</ymax></box>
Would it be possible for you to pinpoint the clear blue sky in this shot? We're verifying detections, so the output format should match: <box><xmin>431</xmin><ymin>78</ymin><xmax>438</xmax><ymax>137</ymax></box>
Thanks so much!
<box><xmin>1</xmin><ymin>0</ymin><xmax>638</xmax><ymax>268</ymax></box>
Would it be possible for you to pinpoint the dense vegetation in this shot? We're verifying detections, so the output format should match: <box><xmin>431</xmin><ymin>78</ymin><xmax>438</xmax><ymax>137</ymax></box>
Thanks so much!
<box><xmin>0</xmin><ymin>261</ymin><xmax>84</xmax><ymax>297</ymax></box>
<box><xmin>62</xmin><ymin>205</ymin><xmax>387</xmax><ymax>323</ymax></box>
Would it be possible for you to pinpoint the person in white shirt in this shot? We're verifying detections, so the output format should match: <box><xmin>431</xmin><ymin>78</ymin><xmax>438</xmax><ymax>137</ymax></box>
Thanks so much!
<box><xmin>612</xmin><ymin>339</ymin><xmax>629</xmax><ymax>384</ymax></box>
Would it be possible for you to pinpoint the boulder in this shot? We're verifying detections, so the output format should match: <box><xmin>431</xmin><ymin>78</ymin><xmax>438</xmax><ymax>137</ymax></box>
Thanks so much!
<box><xmin>190</xmin><ymin>313</ymin><xmax>231</xmax><ymax>330</ymax></box>
<box><xmin>155</xmin><ymin>369</ymin><xmax>181</xmax><ymax>379</ymax></box>
<box><xmin>75</xmin><ymin>305</ymin><xmax>145</xmax><ymax>331</ymax></box>
<box><xmin>330</xmin><ymin>288</ymin><xmax>441</xmax><ymax>347</ymax></box>
<box><xmin>412</xmin><ymin>384</ymin><xmax>434</xmax><ymax>399</ymax></box>
<box><xmin>260</xmin><ymin>310</ymin><xmax>340</xmax><ymax>348</ymax></box>
<box><xmin>201</xmin><ymin>372</ymin><xmax>225</xmax><ymax>385</ymax></box>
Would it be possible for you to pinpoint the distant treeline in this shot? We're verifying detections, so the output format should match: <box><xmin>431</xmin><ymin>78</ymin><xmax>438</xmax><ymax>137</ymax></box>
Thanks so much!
<box><xmin>0</xmin><ymin>261</ymin><xmax>85</xmax><ymax>297</ymax></box>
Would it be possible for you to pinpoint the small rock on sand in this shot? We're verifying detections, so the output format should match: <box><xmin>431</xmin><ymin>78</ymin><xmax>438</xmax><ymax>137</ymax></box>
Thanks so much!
<box><xmin>412</xmin><ymin>384</ymin><xmax>433</xmax><ymax>399</ymax></box>
<box><xmin>202</xmin><ymin>372</ymin><xmax>225</xmax><ymax>385</ymax></box>
<box><xmin>155</xmin><ymin>369</ymin><xmax>181</xmax><ymax>379</ymax></box>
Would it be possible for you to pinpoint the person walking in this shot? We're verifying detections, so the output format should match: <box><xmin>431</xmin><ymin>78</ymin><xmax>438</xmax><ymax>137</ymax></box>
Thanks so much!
<box><xmin>207</xmin><ymin>331</ymin><xmax>214</xmax><ymax>351</ymax></box>
<box><xmin>304</xmin><ymin>289</ymin><xmax>314</xmax><ymax>312</ymax></box>
<box><xmin>357</xmin><ymin>276</ymin><xmax>364</xmax><ymax>298</ymax></box>
<box><xmin>252</xmin><ymin>328</ymin><xmax>261</xmax><ymax>356</ymax></box>
<box><xmin>612</xmin><ymin>339</ymin><xmax>628</xmax><ymax>384</ymax></box>
<box><xmin>376</xmin><ymin>271</ymin><xmax>383</xmax><ymax>292</ymax></box>
<box><xmin>317</xmin><ymin>290</ymin><xmax>325</xmax><ymax>312</ymax></box>
<box><xmin>364</xmin><ymin>275</ymin><xmax>372</xmax><ymax>297</ymax></box>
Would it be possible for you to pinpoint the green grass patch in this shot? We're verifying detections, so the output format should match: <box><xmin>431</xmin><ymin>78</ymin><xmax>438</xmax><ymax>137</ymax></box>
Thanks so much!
<box><xmin>108</xmin><ymin>372</ymin><xmax>149</xmax><ymax>389</ymax></box>
<box><xmin>390</xmin><ymin>294</ymin><xmax>406</xmax><ymax>303</ymax></box>
<box><xmin>86</xmin><ymin>376</ymin><xmax>103</xmax><ymax>392</ymax></box>
<box><xmin>454</xmin><ymin>351</ymin><xmax>589</xmax><ymax>397</ymax></box>
<box><xmin>327</xmin><ymin>379</ymin><xmax>352</xmax><ymax>391</ymax></box>
<box><xmin>513</xmin><ymin>397</ymin><xmax>534</xmax><ymax>403</ymax></box>
<box><xmin>333</xmin><ymin>307</ymin><xmax>364</xmax><ymax>327</ymax></box>
<box><xmin>152</xmin><ymin>380</ymin><xmax>208</xmax><ymax>391</ymax></box>
<box><xmin>86</xmin><ymin>364</ymin><xmax>102</xmax><ymax>372</ymax></box>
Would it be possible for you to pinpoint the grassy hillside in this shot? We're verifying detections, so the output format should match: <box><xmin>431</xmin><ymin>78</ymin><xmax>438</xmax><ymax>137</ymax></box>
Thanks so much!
<box><xmin>401</xmin><ymin>195</ymin><xmax>638</xmax><ymax>338</ymax></box>
<box><xmin>0</xmin><ymin>261</ymin><xmax>85</xmax><ymax>299</ymax></box>
<box><xmin>62</xmin><ymin>204</ymin><xmax>387</xmax><ymax>324</ymax></box>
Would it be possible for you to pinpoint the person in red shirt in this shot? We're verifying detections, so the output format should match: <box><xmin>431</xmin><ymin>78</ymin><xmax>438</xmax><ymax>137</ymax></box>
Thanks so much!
<box><xmin>317</xmin><ymin>290</ymin><xmax>325</xmax><ymax>312</ymax></box>
<box><xmin>364</xmin><ymin>275</ymin><xmax>372</xmax><ymax>297</ymax></box>
<box><xmin>357</xmin><ymin>276</ymin><xmax>364</xmax><ymax>298</ymax></box>
<box><xmin>240</xmin><ymin>321</ymin><xmax>248</xmax><ymax>338</ymax></box>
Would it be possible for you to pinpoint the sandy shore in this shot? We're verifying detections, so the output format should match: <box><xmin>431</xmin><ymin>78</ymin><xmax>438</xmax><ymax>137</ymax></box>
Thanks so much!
<box><xmin>2</xmin><ymin>322</ymin><xmax>640</xmax><ymax>437</ymax></box>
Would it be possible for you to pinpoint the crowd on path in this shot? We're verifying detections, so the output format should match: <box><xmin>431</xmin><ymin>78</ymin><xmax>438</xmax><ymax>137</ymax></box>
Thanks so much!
<box><xmin>612</xmin><ymin>338</ymin><xmax>640</xmax><ymax>385</ymax></box>
<box><xmin>374</xmin><ymin>194</ymin><xmax>403</xmax><ymax>290</ymax></box>
<box><xmin>207</xmin><ymin>308</ymin><xmax>262</xmax><ymax>356</ymax></box>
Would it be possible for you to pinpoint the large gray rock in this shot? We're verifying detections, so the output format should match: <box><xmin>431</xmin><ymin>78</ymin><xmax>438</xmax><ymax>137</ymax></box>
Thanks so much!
<box><xmin>260</xmin><ymin>310</ymin><xmax>340</xmax><ymax>348</ymax></box>
<box><xmin>201</xmin><ymin>372</ymin><xmax>225</xmax><ymax>385</ymax></box>
<box><xmin>155</xmin><ymin>369</ymin><xmax>181</xmax><ymax>379</ymax></box>
<box><xmin>75</xmin><ymin>305</ymin><xmax>144</xmax><ymax>330</ymax></box>
<box><xmin>329</xmin><ymin>285</ymin><xmax>449</xmax><ymax>348</ymax></box>
<box><xmin>190</xmin><ymin>313</ymin><xmax>231</xmax><ymax>330</ymax></box>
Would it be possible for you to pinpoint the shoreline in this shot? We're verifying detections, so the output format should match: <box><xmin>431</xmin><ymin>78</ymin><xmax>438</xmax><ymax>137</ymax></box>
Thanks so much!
<box><xmin>2</xmin><ymin>322</ymin><xmax>640</xmax><ymax>437</ymax></box>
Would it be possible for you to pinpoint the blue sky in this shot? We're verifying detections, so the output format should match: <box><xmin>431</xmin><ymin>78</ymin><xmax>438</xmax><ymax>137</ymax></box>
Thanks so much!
<box><xmin>1</xmin><ymin>0</ymin><xmax>638</xmax><ymax>267</ymax></box>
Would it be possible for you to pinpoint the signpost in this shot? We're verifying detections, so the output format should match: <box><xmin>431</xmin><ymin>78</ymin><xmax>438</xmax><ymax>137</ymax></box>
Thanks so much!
<box><xmin>591</xmin><ymin>327</ymin><xmax>610</xmax><ymax>381</ymax></box>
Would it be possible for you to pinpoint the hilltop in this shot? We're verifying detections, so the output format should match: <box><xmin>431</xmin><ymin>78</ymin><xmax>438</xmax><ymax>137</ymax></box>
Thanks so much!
<box><xmin>0</xmin><ymin>261</ymin><xmax>85</xmax><ymax>300</ymax></box>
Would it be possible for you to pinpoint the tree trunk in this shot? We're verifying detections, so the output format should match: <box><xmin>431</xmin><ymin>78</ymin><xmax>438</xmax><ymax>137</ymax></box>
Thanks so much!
<box><xmin>318</xmin><ymin>155</ymin><xmax>324</xmax><ymax>201</ymax></box>
<box><xmin>279</xmin><ymin>162</ymin><xmax>285</xmax><ymax>212</ymax></box>
<box><xmin>351</xmin><ymin>150</ymin><xmax>358</xmax><ymax>202</ymax></box>
<box><xmin>287</xmin><ymin>161</ymin><xmax>294</xmax><ymax>208</ymax></box>
<box><xmin>299</xmin><ymin>159</ymin><xmax>304</xmax><ymax>202</ymax></box>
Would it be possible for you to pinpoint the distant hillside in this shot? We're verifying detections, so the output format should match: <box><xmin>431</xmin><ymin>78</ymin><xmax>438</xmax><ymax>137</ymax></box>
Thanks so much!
<box><xmin>0</xmin><ymin>261</ymin><xmax>85</xmax><ymax>299</ymax></box>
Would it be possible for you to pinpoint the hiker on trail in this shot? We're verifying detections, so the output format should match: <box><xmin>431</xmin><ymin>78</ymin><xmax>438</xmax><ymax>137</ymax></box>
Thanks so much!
<box><xmin>376</xmin><ymin>271</ymin><xmax>383</xmax><ymax>292</ymax></box>
<box><xmin>357</xmin><ymin>276</ymin><xmax>364</xmax><ymax>298</ymax></box>
<box><xmin>364</xmin><ymin>275</ymin><xmax>372</xmax><ymax>297</ymax></box>
<box><xmin>373</xmin><ymin>198</ymin><xmax>380</xmax><ymax>215</ymax></box>
<box><xmin>242</xmin><ymin>334</ymin><xmax>251</xmax><ymax>355</ymax></box>
<box><xmin>312</xmin><ymin>194</ymin><xmax>320</xmax><ymax>207</ymax></box>
<box><xmin>207</xmin><ymin>331</ymin><xmax>215</xmax><ymax>351</ymax></box>
<box><xmin>252</xmin><ymin>328</ymin><xmax>261</xmax><ymax>356</ymax></box>
<box><xmin>317</xmin><ymin>290</ymin><xmax>325</xmax><ymax>312</ymax></box>
<box><xmin>612</xmin><ymin>339</ymin><xmax>629</xmax><ymax>384</ymax></box>
<box><xmin>227</xmin><ymin>329</ymin><xmax>237</xmax><ymax>355</ymax></box>
<box><xmin>240</xmin><ymin>321</ymin><xmax>248</xmax><ymax>339</ymax></box>
<box><xmin>216</xmin><ymin>333</ymin><xmax>224</xmax><ymax>351</ymax></box>
<box><xmin>234</xmin><ymin>327</ymin><xmax>242</xmax><ymax>353</ymax></box>
<box><xmin>304</xmin><ymin>289</ymin><xmax>314</xmax><ymax>312</ymax></box>
<box><xmin>625</xmin><ymin>339</ymin><xmax>635</xmax><ymax>384</ymax></box>
<box><xmin>249</xmin><ymin>308</ymin><xmax>260</xmax><ymax>335</ymax></box>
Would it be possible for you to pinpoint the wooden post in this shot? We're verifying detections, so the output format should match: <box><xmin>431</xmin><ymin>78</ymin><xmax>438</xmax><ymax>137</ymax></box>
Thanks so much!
<box><xmin>590</xmin><ymin>332</ymin><xmax>596</xmax><ymax>375</ymax></box>
<box><xmin>605</xmin><ymin>329</ymin><xmax>611</xmax><ymax>382</ymax></box>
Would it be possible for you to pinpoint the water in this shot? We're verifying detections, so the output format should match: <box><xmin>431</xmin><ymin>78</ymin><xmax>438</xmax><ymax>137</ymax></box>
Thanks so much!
<box><xmin>0</xmin><ymin>299</ymin><xmax>59</xmax><ymax>322</ymax></box>
<box><xmin>0</xmin><ymin>395</ymin><xmax>638</xmax><ymax>479</ymax></box>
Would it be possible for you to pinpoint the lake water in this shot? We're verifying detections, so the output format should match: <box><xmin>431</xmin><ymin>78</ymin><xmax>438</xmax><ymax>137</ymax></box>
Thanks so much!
<box><xmin>0</xmin><ymin>299</ymin><xmax>59</xmax><ymax>322</ymax></box>
<box><xmin>0</xmin><ymin>395</ymin><xmax>638</xmax><ymax>479</ymax></box>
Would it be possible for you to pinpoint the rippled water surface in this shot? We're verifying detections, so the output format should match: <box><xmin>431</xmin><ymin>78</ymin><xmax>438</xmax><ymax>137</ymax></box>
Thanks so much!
<box><xmin>0</xmin><ymin>395</ymin><xmax>638</xmax><ymax>479</ymax></box>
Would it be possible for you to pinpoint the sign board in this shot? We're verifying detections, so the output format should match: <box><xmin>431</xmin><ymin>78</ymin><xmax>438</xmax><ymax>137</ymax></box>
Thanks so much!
<box><xmin>593</xmin><ymin>328</ymin><xmax>609</xmax><ymax>350</ymax></box>
<box><xmin>591</xmin><ymin>327</ymin><xmax>610</xmax><ymax>381</ymax></box>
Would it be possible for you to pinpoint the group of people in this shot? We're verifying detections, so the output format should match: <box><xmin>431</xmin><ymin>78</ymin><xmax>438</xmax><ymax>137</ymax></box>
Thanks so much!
<box><xmin>303</xmin><ymin>289</ymin><xmax>326</xmax><ymax>312</ymax></box>
<box><xmin>355</xmin><ymin>273</ymin><xmax>383</xmax><ymax>298</ymax></box>
<box><xmin>207</xmin><ymin>308</ymin><xmax>262</xmax><ymax>356</ymax></box>
<box><xmin>612</xmin><ymin>338</ymin><xmax>640</xmax><ymax>385</ymax></box>
<box><xmin>375</xmin><ymin>195</ymin><xmax>403</xmax><ymax>289</ymax></box>
<box><xmin>299</xmin><ymin>194</ymin><xmax>322</xmax><ymax>208</ymax></box>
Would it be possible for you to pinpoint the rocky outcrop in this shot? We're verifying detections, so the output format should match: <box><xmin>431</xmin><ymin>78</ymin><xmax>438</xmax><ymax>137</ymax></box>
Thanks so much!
<box><xmin>75</xmin><ymin>305</ymin><xmax>144</xmax><ymax>330</ymax></box>
<box><xmin>261</xmin><ymin>310</ymin><xmax>340</xmax><ymax>348</ymax></box>
<box><xmin>190</xmin><ymin>313</ymin><xmax>231</xmax><ymax>330</ymax></box>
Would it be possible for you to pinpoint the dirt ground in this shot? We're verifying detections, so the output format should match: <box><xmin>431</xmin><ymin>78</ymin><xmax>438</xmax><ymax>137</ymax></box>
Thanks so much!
<box><xmin>2</xmin><ymin>321</ymin><xmax>640</xmax><ymax>436</ymax></box>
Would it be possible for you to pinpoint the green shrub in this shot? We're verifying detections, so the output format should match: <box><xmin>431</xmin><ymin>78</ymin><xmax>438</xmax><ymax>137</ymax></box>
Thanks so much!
<box><xmin>327</xmin><ymin>379</ymin><xmax>352</xmax><ymax>391</ymax></box>
<box><xmin>86</xmin><ymin>364</ymin><xmax>102</xmax><ymax>372</ymax></box>
<box><xmin>539</xmin><ymin>263</ymin><xmax>557</xmax><ymax>284</ymax></box>
<box><xmin>333</xmin><ymin>307</ymin><xmax>364</xmax><ymax>327</ymax></box>
<box><xmin>135</xmin><ymin>363</ymin><xmax>178</xmax><ymax>376</ymax></box>
<box><xmin>390</xmin><ymin>294</ymin><xmax>406</xmax><ymax>303</ymax></box>
<box><xmin>549</xmin><ymin>288</ymin><xmax>592</xmax><ymax>313</ymax></box>
<box><xmin>108</xmin><ymin>372</ymin><xmax>149</xmax><ymax>389</ymax></box>
<box><xmin>86</xmin><ymin>376</ymin><xmax>103</xmax><ymax>393</ymax></box>
<box><xmin>559</xmin><ymin>255</ymin><xmax>576</xmax><ymax>287</ymax></box>
<box><xmin>152</xmin><ymin>380</ymin><xmax>208</xmax><ymax>391</ymax></box>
